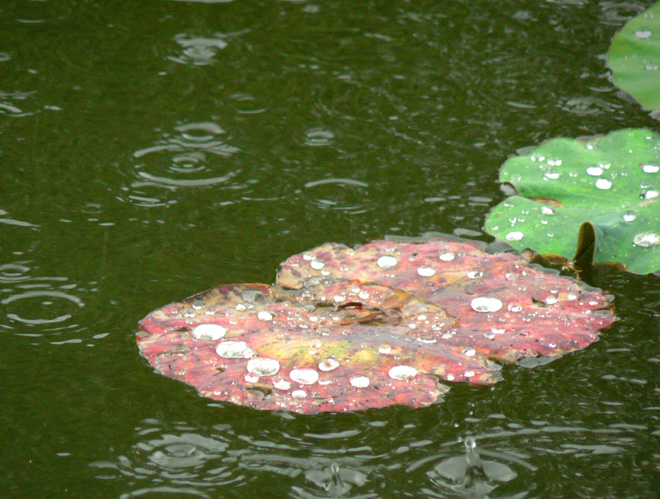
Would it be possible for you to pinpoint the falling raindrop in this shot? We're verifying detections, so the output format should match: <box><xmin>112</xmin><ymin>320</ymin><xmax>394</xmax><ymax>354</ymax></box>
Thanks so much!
<box><xmin>319</xmin><ymin>358</ymin><xmax>340</xmax><ymax>371</ymax></box>
<box><xmin>471</xmin><ymin>297</ymin><xmax>503</xmax><ymax>313</ymax></box>
<box><xmin>290</xmin><ymin>368</ymin><xmax>320</xmax><ymax>385</ymax></box>
<box><xmin>595</xmin><ymin>178</ymin><xmax>612</xmax><ymax>190</ymax></box>
<box><xmin>377</xmin><ymin>255</ymin><xmax>398</xmax><ymax>268</ymax></box>
<box><xmin>633</xmin><ymin>231</ymin><xmax>660</xmax><ymax>247</ymax></box>
<box><xmin>506</xmin><ymin>231</ymin><xmax>524</xmax><ymax>242</ymax></box>
<box><xmin>257</xmin><ymin>311</ymin><xmax>273</xmax><ymax>321</ymax></box>
<box><xmin>388</xmin><ymin>365</ymin><xmax>418</xmax><ymax>381</ymax></box>
<box><xmin>350</xmin><ymin>375</ymin><xmax>370</xmax><ymax>388</ymax></box>
<box><xmin>418</xmin><ymin>266</ymin><xmax>436</xmax><ymax>277</ymax></box>
<box><xmin>586</xmin><ymin>166</ymin><xmax>603</xmax><ymax>176</ymax></box>
<box><xmin>191</xmin><ymin>323</ymin><xmax>226</xmax><ymax>341</ymax></box>
<box><xmin>247</xmin><ymin>357</ymin><xmax>280</xmax><ymax>376</ymax></box>
<box><xmin>216</xmin><ymin>341</ymin><xmax>254</xmax><ymax>359</ymax></box>
<box><xmin>642</xmin><ymin>164</ymin><xmax>660</xmax><ymax>173</ymax></box>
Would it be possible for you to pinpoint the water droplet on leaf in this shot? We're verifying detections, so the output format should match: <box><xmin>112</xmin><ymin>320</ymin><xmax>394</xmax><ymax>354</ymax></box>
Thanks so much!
<box><xmin>377</xmin><ymin>255</ymin><xmax>398</xmax><ymax>268</ymax></box>
<box><xmin>389</xmin><ymin>365</ymin><xmax>417</xmax><ymax>381</ymax></box>
<box><xmin>633</xmin><ymin>231</ymin><xmax>660</xmax><ymax>247</ymax></box>
<box><xmin>247</xmin><ymin>357</ymin><xmax>280</xmax><ymax>376</ymax></box>
<box><xmin>191</xmin><ymin>323</ymin><xmax>226</xmax><ymax>340</ymax></box>
<box><xmin>595</xmin><ymin>178</ymin><xmax>612</xmax><ymax>190</ymax></box>
<box><xmin>506</xmin><ymin>231</ymin><xmax>524</xmax><ymax>242</ymax></box>
<box><xmin>471</xmin><ymin>297</ymin><xmax>503</xmax><ymax>313</ymax></box>
<box><xmin>350</xmin><ymin>375</ymin><xmax>370</xmax><ymax>387</ymax></box>
<box><xmin>642</xmin><ymin>164</ymin><xmax>660</xmax><ymax>173</ymax></box>
<box><xmin>418</xmin><ymin>266</ymin><xmax>436</xmax><ymax>277</ymax></box>
<box><xmin>587</xmin><ymin>166</ymin><xmax>603</xmax><ymax>176</ymax></box>
<box><xmin>216</xmin><ymin>341</ymin><xmax>254</xmax><ymax>359</ymax></box>
<box><xmin>290</xmin><ymin>368</ymin><xmax>319</xmax><ymax>385</ymax></box>
<box><xmin>319</xmin><ymin>358</ymin><xmax>340</xmax><ymax>371</ymax></box>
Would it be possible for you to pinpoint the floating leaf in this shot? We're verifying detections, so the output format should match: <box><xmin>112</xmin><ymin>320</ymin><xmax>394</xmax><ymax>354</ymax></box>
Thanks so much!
<box><xmin>138</xmin><ymin>237</ymin><xmax>614</xmax><ymax>413</ymax></box>
<box><xmin>484</xmin><ymin>129</ymin><xmax>660</xmax><ymax>274</ymax></box>
<box><xmin>608</xmin><ymin>2</ymin><xmax>660</xmax><ymax>111</ymax></box>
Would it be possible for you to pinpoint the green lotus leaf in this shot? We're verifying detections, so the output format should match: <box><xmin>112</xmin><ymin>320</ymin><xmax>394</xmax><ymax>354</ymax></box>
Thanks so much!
<box><xmin>608</xmin><ymin>2</ymin><xmax>660</xmax><ymax>111</ymax></box>
<box><xmin>484</xmin><ymin>128</ymin><xmax>660</xmax><ymax>274</ymax></box>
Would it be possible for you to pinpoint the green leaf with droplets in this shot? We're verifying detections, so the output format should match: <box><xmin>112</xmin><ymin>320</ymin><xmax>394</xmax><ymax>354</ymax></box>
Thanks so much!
<box><xmin>608</xmin><ymin>2</ymin><xmax>660</xmax><ymax>111</ymax></box>
<box><xmin>484</xmin><ymin>128</ymin><xmax>660</xmax><ymax>274</ymax></box>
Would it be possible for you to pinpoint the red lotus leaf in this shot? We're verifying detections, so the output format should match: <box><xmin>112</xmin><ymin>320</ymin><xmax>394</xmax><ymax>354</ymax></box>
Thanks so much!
<box><xmin>138</xmin><ymin>237</ymin><xmax>615</xmax><ymax>414</ymax></box>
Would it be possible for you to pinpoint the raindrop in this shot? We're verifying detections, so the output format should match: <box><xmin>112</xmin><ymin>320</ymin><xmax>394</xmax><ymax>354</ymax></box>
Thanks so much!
<box><xmin>274</xmin><ymin>379</ymin><xmax>292</xmax><ymax>390</ymax></box>
<box><xmin>506</xmin><ymin>231</ymin><xmax>524</xmax><ymax>242</ymax></box>
<box><xmin>310</xmin><ymin>260</ymin><xmax>325</xmax><ymax>270</ymax></box>
<box><xmin>546</xmin><ymin>296</ymin><xmax>558</xmax><ymax>305</ymax></box>
<box><xmin>463</xmin><ymin>347</ymin><xmax>476</xmax><ymax>357</ymax></box>
<box><xmin>548</xmin><ymin>159</ymin><xmax>562</xmax><ymax>166</ymax></box>
<box><xmin>377</xmin><ymin>255</ymin><xmax>398</xmax><ymax>268</ymax></box>
<box><xmin>257</xmin><ymin>311</ymin><xmax>273</xmax><ymax>321</ymax></box>
<box><xmin>508</xmin><ymin>304</ymin><xmax>523</xmax><ymax>313</ymax></box>
<box><xmin>643</xmin><ymin>189</ymin><xmax>659</xmax><ymax>200</ymax></box>
<box><xmin>636</xmin><ymin>30</ymin><xmax>652</xmax><ymax>38</ymax></box>
<box><xmin>247</xmin><ymin>357</ymin><xmax>280</xmax><ymax>376</ymax></box>
<box><xmin>463</xmin><ymin>370</ymin><xmax>476</xmax><ymax>378</ymax></box>
<box><xmin>595</xmin><ymin>178</ymin><xmax>612</xmax><ymax>190</ymax></box>
<box><xmin>439</xmin><ymin>252</ymin><xmax>455</xmax><ymax>261</ymax></box>
<box><xmin>350</xmin><ymin>375</ymin><xmax>370</xmax><ymax>388</ymax></box>
<box><xmin>567</xmin><ymin>293</ymin><xmax>578</xmax><ymax>300</ymax></box>
<box><xmin>467</xmin><ymin>270</ymin><xmax>483</xmax><ymax>279</ymax></box>
<box><xmin>319</xmin><ymin>358</ymin><xmax>340</xmax><ymax>371</ymax></box>
<box><xmin>541</xmin><ymin>206</ymin><xmax>555</xmax><ymax>215</ymax></box>
<box><xmin>358</xmin><ymin>290</ymin><xmax>370</xmax><ymax>300</ymax></box>
<box><xmin>379</xmin><ymin>344</ymin><xmax>392</xmax><ymax>354</ymax></box>
<box><xmin>245</xmin><ymin>374</ymin><xmax>259</xmax><ymax>383</ymax></box>
<box><xmin>633</xmin><ymin>231</ymin><xmax>660</xmax><ymax>248</ymax></box>
<box><xmin>622</xmin><ymin>211</ymin><xmax>638</xmax><ymax>222</ymax></box>
<box><xmin>586</xmin><ymin>166</ymin><xmax>603</xmax><ymax>176</ymax></box>
<box><xmin>216</xmin><ymin>341</ymin><xmax>254</xmax><ymax>359</ymax></box>
<box><xmin>544</xmin><ymin>172</ymin><xmax>561</xmax><ymax>180</ymax></box>
<box><xmin>292</xmin><ymin>390</ymin><xmax>307</xmax><ymax>399</ymax></box>
<box><xmin>235</xmin><ymin>303</ymin><xmax>247</xmax><ymax>311</ymax></box>
<box><xmin>418</xmin><ymin>266</ymin><xmax>436</xmax><ymax>277</ymax></box>
<box><xmin>642</xmin><ymin>164</ymin><xmax>660</xmax><ymax>173</ymax></box>
<box><xmin>471</xmin><ymin>297</ymin><xmax>503</xmax><ymax>313</ymax></box>
<box><xmin>290</xmin><ymin>368</ymin><xmax>319</xmax><ymax>385</ymax></box>
<box><xmin>191</xmin><ymin>323</ymin><xmax>226</xmax><ymax>341</ymax></box>
<box><xmin>388</xmin><ymin>365</ymin><xmax>418</xmax><ymax>381</ymax></box>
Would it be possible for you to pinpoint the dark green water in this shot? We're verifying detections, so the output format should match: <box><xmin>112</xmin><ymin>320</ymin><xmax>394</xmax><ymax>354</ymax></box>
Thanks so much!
<box><xmin>2</xmin><ymin>0</ymin><xmax>659</xmax><ymax>497</ymax></box>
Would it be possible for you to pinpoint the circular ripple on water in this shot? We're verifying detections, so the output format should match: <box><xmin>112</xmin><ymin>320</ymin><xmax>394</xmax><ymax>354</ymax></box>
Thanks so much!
<box><xmin>127</xmin><ymin>121</ymin><xmax>244</xmax><ymax>206</ymax></box>
<box><xmin>167</xmin><ymin>33</ymin><xmax>228</xmax><ymax>66</ymax></box>
<box><xmin>301</xmin><ymin>177</ymin><xmax>371</xmax><ymax>214</ymax></box>
<box><xmin>0</xmin><ymin>265</ymin><xmax>85</xmax><ymax>335</ymax></box>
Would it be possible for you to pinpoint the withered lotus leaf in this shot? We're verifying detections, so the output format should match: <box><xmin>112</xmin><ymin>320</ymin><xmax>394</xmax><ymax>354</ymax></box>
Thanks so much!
<box><xmin>138</xmin><ymin>238</ymin><xmax>615</xmax><ymax>414</ymax></box>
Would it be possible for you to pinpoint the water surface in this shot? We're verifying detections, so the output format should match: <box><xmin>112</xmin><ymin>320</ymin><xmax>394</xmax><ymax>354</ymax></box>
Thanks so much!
<box><xmin>1</xmin><ymin>0</ymin><xmax>659</xmax><ymax>497</ymax></box>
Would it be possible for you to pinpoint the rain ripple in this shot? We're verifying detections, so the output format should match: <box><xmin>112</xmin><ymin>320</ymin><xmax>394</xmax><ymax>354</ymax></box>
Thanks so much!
<box><xmin>300</xmin><ymin>177</ymin><xmax>371</xmax><ymax>214</ymax></box>
<box><xmin>126</xmin><ymin>121</ymin><xmax>244</xmax><ymax>207</ymax></box>
<box><xmin>0</xmin><ymin>262</ymin><xmax>85</xmax><ymax>336</ymax></box>
<box><xmin>168</xmin><ymin>33</ymin><xmax>228</xmax><ymax>66</ymax></box>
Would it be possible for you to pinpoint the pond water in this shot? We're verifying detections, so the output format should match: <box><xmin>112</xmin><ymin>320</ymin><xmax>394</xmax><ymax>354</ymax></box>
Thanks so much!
<box><xmin>1</xmin><ymin>0</ymin><xmax>659</xmax><ymax>497</ymax></box>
